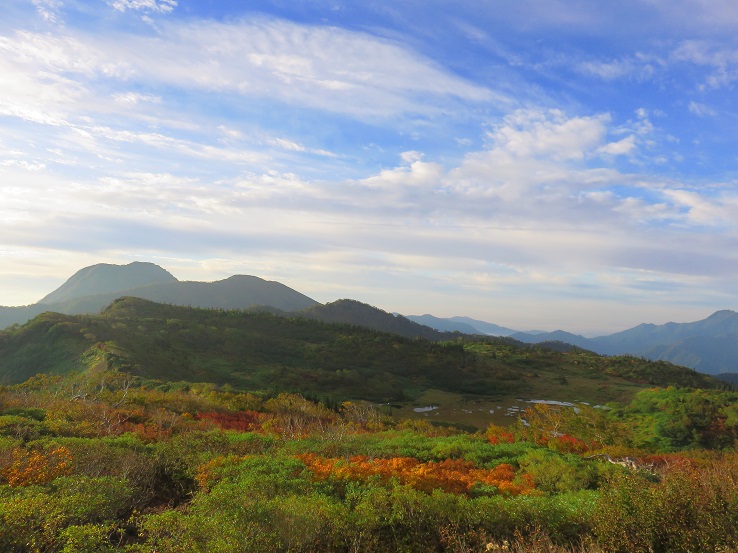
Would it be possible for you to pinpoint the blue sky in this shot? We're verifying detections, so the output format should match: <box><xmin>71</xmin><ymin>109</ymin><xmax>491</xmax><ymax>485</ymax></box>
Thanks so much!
<box><xmin>1</xmin><ymin>0</ymin><xmax>738</xmax><ymax>334</ymax></box>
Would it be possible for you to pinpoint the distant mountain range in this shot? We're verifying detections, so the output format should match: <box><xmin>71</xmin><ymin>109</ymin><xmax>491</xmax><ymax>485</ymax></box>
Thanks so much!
<box><xmin>1</xmin><ymin>261</ymin><xmax>737</xmax><ymax>377</ymax></box>
<box><xmin>404</xmin><ymin>314</ymin><xmax>517</xmax><ymax>336</ymax></box>
<box><xmin>504</xmin><ymin>310</ymin><xmax>738</xmax><ymax>376</ymax></box>
<box><xmin>0</xmin><ymin>262</ymin><xmax>318</xmax><ymax>329</ymax></box>
<box><xmin>407</xmin><ymin>312</ymin><xmax>738</xmax><ymax>377</ymax></box>
<box><xmin>411</xmin><ymin>312</ymin><xmax>738</xmax><ymax>377</ymax></box>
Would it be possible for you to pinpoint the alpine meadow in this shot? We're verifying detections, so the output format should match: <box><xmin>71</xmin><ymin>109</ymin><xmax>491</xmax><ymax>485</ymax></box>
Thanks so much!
<box><xmin>3</xmin><ymin>1</ymin><xmax>738</xmax><ymax>552</ymax></box>
<box><xmin>0</xmin><ymin>263</ymin><xmax>737</xmax><ymax>552</ymax></box>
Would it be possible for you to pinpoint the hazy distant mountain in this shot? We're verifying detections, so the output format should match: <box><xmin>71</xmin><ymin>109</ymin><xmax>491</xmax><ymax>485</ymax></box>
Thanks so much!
<box><xmin>0</xmin><ymin>262</ymin><xmax>318</xmax><ymax>330</ymax></box>
<box><xmin>592</xmin><ymin>310</ymin><xmax>738</xmax><ymax>355</ymax></box>
<box><xmin>404</xmin><ymin>314</ymin><xmax>481</xmax><ymax>334</ymax></box>
<box><xmin>0</xmin><ymin>262</ymin><xmax>177</xmax><ymax>329</ymax></box>
<box><xmin>510</xmin><ymin>330</ymin><xmax>593</xmax><ymax>350</ymax></box>
<box><xmin>717</xmin><ymin>373</ymin><xmax>738</xmax><ymax>386</ymax></box>
<box><xmin>39</xmin><ymin>262</ymin><xmax>177</xmax><ymax>305</ymax></box>
<box><xmin>636</xmin><ymin>334</ymin><xmax>738</xmax><ymax>375</ymax></box>
<box><xmin>0</xmin><ymin>305</ymin><xmax>47</xmax><ymax>331</ymax></box>
<box><xmin>513</xmin><ymin>310</ymin><xmax>738</xmax><ymax>375</ymax></box>
<box><xmin>405</xmin><ymin>314</ymin><xmax>517</xmax><ymax>336</ymax></box>
<box><xmin>447</xmin><ymin>317</ymin><xmax>518</xmax><ymax>336</ymax></box>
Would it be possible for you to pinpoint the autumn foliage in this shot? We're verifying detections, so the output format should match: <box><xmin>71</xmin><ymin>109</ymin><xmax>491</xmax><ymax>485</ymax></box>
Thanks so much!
<box><xmin>195</xmin><ymin>410</ymin><xmax>263</xmax><ymax>432</ymax></box>
<box><xmin>297</xmin><ymin>453</ymin><xmax>534</xmax><ymax>495</ymax></box>
<box><xmin>2</xmin><ymin>367</ymin><xmax>738</xmax><ymax>552</ymax></box>
<box><xmin>0</xmin><ymin>446</ymin><xmax>72</xmax><ymax>487</ymax></box>
<box><xmin>486</xmin><ymin>424</ymin><xmax>515</xmax><ymax>445</ymax></box>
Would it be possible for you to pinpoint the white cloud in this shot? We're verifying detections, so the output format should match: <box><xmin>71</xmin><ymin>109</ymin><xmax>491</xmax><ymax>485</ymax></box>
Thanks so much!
<box><xmin>0</xmin><ymin>17</ymin><xmax>498</xmax><ymax>141</ymax></box>
<box><xmin>576</xmin><ymin>52</ymin><xmax>661</xmax><ymax>83</ymax></box>
<box><xmin>32</xmin><ymin>0</ymin><xmax>63</xmax><ymax>23</ymax></box>
<box><xmin>160</xmin><ymin>18</ymin><xmax>494</xmax><ymax>118</ymax></box>
<box><xmin>112</xmin><ymin>92</ymin><xmax>161</xmax><ymax>105</ymax></box>
<box><xmin>0</xmin><ymin>31</ymin><xmax>131</xmax><ymax>77</ymax></box>
<box><xmin>108</xmin><ymin>0</ymin><xmax>177</xmax><ymax>14</ymax></box>
<box><xmin>268</xmin><ymin>138</ymin><xmax>337</xmax><ymax>158</ymax></box>
<box><xmin>484</xmin><ymin>109</ymin><xmax>609</xmax><ymax>161</ymax></box>
<box><xmin>671</xmin><ymin>40</ymin><xmax>738</xmax><ymax>88</ymax></box>
<box><xmin>661</xmin><ymin>188</ymin><xmax>738</xmax><ymax>227</ymax></box>
<box><xmin>218</xmin><ymin>126</ymin><xmax>244</xmax><ymax>140</ymax></box>
<box><xmin>358</xmin><ymin>154</ymin><xmax>445</xmax><ymax>194</ymax></box>
<box><xmin>0</xmin><ymin>159</ymin><xmax>46</xmax><ymax>171</ymax></box>
<box><xmin>80</xmin><ymin>125</ymin><xmax>266</xmax><ymax>165</ymax></box>
<box><xmin>0</xmin><ymin>58</ymin><xmax>76</xmax><ymax>125</ymax></box>
<box><xmin>579</xmin><ymin>58</ymin><xmax>637</xmax><ymax>80</ymax></box>
<box><xmin>597</xmin><ymin>135</ymin><xmax>636</xmax><ymax>156</ymax></box>
<box><xmin>1</xmin><ymin>20</ymin><xmax>493</xmax><ymax>121</ymax></box>
<box><xmin>688</xmin><ymin>101</ymin><xmax>716</xmax><ymax>116</ymax></box>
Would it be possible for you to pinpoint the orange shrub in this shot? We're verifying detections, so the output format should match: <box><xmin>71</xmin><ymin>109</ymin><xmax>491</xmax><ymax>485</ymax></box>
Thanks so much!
<box><xmin>297</xmin><ymin>453</ymin><xmax>534</xmax><ymax>496</ymax></box>
<box><xmin>195</xmin><ymin>410</ymin><xmax>263</xmax><ymax>432</ymax></box>
<box><xmin>1</xmin><ymin>446</ymin><xmax>72</xmax><ymax>486</ymax></box>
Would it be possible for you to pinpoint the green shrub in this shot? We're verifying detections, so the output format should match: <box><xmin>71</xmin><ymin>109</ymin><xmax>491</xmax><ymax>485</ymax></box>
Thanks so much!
<box><xmin>593</xmin><ymin>460</ymin><xmax>738</xmax><ymax>552</ymax></box>
<box><xmin>518</xmin><ymin>449</ymin><xmax>596</xmax><ymax>493</ymax></box>
<box><xmin>0</xmin><ymin>476</ymin><xmax>133</xmax><ymax>552</ymax></box>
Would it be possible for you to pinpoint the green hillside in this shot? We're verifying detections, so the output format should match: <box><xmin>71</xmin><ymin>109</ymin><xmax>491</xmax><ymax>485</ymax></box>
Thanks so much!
<box><xmin>0</xmin><ymin>298</ymin><xmax>722</xmax><ymax>423</ymax></box>
<box><xmin>0</xmin><ymin>361</ymin><xmax>736</xmax><ymax>552</ymax></box>
<box><xmin>0</xmin><ymin>298</ymin><xmax>737</xmax><ymax>552</ymax></box>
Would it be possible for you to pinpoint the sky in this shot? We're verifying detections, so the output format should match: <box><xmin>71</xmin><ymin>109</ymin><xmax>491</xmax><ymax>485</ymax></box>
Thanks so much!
<box><xmin>1</xmin><ymin>0</ymin><xmax>738</xmax><ymax>335</ymax></box>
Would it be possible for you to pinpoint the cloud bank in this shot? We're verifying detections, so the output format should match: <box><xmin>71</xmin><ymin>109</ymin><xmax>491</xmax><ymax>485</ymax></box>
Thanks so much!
<box><xmin>1</xmin><ymin>1</ymin><xmax>737</xmax><ymax>334</ymax></box>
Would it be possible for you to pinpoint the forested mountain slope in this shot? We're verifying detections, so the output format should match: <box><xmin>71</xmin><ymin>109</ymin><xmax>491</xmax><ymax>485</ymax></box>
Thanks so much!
<box><xmin>0</xmin><ymin>298</ymin><xmax>722</xmax><ymax>408</ymax></box>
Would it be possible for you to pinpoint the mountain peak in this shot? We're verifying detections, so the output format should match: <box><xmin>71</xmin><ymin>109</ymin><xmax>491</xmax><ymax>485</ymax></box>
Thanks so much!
<box><xmin>706</xmin><ymin>309</ymin><xmax>737</xmax><ymax>320</ymax></box>
<box><xmin>38</xmin><ymin>262</ymin><xmax>178</xmax><ymax>305</ymax></box>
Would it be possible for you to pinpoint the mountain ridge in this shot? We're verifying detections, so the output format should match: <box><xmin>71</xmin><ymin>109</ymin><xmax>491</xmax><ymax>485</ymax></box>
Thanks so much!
<box><xmin>0</xmin><ymin>262</ymin><xmax>320</xmax><ymax>330</ymax></box>
<box><xmin>2</xmin><ymin>261</ymin><xmax>738</xmax><ymax>377</ymax></box>
<box><xmin>404</xmin><ymin>314</ymin><xmax>517</xmax><ymax>336</ymax></box>
<box><xmin>38</xmin><ymin>261</ymin><xmax>177</xmax><ymax>304</ymax></box>
<box><xmin>0</xmin><ymin>296</ymin><xmax>722</xmax><ymax>407</ymax></box>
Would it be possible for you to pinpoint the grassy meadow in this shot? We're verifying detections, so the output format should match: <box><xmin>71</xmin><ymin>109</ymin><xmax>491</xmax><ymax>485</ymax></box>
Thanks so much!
<box><xmin>0</xmin><ymin>299</ymin><xmax>735</xmax><ymax>551</ymax></box>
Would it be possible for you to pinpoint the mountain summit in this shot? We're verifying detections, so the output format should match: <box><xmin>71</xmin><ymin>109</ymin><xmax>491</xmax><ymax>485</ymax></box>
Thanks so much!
<box><xmin>38</xmin><ymin>262</ymin><xmax>177</xmax><ymax>305</ymax></box>
<box><xmin>0</xmin><ymin>262</ymin><xmax>319</xmax><ymax>329</ymax></box>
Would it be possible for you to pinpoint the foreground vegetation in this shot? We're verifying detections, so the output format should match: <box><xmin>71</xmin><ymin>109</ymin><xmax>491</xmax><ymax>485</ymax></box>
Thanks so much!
<box><xmin>1</xmin><ymin>368</ymin><xmax>737</xmax><ymax>552</ymax></box>
<box><xmin>0</xmin><ymin>299</ymin><xmax>735</xmax><ymax>551</ymax></box>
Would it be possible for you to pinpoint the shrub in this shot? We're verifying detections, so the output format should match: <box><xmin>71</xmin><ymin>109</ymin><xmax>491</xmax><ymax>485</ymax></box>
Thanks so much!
<box><xmin>593</xmin><ymin>457</ymin><xmax>738</xmax><ymax>552</ymax></box>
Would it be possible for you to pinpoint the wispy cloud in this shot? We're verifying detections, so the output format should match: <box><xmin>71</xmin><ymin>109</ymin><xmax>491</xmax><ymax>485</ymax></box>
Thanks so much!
<box><xmin>671</xmin><ymin>40</ymin><xmax>738</xmax><ymax>88</ymax></box>
<box><xmin>2</xmin><ymin>1</ymin><xmax>738</xmax><ymax>332</ymax></box>
<box><xmin>576</xmin><ymin>53</ymin><xmax>661</xmax><ymax>82</ymax></box>
<box><xmin>148</xmin><ymin>18</ymin><xmax>495</xmax><ymax>119</ymax></box>
<box><xmin>107</xmin><ymin>0</ymin><xmax>177</xmax><ymax>14</ymax></box>
<box><xmin>688</xmin><ymin>101</ymin><xmax>716</xmax><ymax>117</ymax></box>
<box><xmin>112</xmin><ymin>92</ymin><xmax>162</xmax><ymax>105</ymax></box>
<box><xmin>2</xmin><ymin>19</ymin><xmax>492</xmax><ymax>120</ymax></box>
<box><xmin>31</xmin><ymin>0</ymin><xmax>62</xmax><ymax>23</ymax></box>
<box><xmin>7</xmin><ymin>108</ymin><xmax>728</xmax><ymax>287</ymax></box>
<box><xmin>268</xmin><ymin>138</ymin><xmax>338</xmax><ymax>158</ymax></box>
